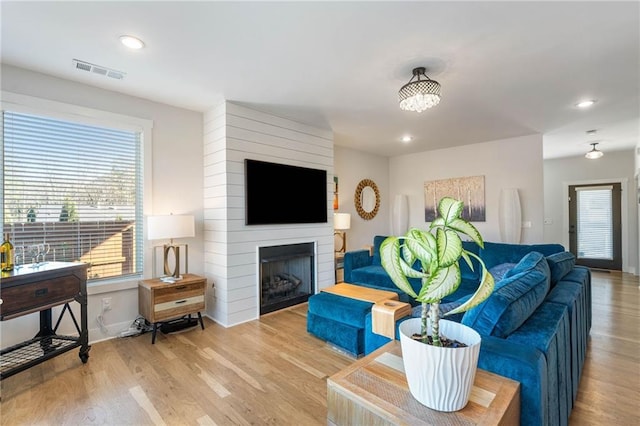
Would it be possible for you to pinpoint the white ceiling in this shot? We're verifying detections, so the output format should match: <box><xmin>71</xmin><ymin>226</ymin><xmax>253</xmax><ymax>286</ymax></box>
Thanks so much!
<box><xmin>2</xmin><ymin>1</ymin><xmax>638</xmax><ymax>159</ymax></box>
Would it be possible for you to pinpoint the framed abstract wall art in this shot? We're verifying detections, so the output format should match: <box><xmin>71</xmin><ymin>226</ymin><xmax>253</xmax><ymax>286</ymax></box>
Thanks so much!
<box><xmin>424</xmin><ymin>175</ymin><xmax>486</xmax><ymax>222</ymax></box>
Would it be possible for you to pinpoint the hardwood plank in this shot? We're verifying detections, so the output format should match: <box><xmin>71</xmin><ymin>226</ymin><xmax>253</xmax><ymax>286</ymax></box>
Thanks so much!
<box><xmin>569</xmin><ymin>271</ymin><xmax>640</xmax><ymax>425</ymax></box>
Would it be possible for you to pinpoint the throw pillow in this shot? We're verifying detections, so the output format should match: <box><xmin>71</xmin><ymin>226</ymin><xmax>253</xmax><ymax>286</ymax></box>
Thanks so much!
<box><xmin>503</xmin><ymin>251</ymin><xmax>550</xmax><ymax>280</ymax></box>
<box><xmin>462</xmin><ymin>252</ymin><xmax>550</xmax><ymax>338</ymax></box>
<box><xmin>488</xmin><ymin>263</ymin><xmax>516</xmax><ymax>282</ymax></box>
<box><xmin>411</xmin><ymin>300</ymin><xmax>464</xmax><ymax>318</ymax></box>
<box><xmin>546</xmin><ymin>251</ymin><xmax>576</xmax><ymax>288</ymax></box>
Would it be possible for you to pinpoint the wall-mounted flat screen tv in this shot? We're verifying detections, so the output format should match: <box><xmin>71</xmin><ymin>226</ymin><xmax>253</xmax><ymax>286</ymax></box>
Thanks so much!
<box><xmin>245</xmin><ymin>159</ymin><xmax>328</xmax><ymax>225</ymax></box>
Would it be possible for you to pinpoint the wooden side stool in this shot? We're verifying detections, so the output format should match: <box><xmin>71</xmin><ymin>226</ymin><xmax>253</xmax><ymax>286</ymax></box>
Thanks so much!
<box><xmin>371</xmin><ymin>299</ymin><xmax>412</xmax><ymax>339</ymax></box>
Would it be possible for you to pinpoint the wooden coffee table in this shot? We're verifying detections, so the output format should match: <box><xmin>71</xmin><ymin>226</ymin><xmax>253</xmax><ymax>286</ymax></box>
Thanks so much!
<box><xmin>327</xmin><ymin>340</ymin><xmax>520</xmax><ymax>425</ymax></box>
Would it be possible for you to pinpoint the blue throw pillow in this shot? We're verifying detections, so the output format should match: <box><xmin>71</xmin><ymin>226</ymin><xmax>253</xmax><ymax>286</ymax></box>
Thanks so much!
<box><xmin>411</xmin><ymin>300</ymin><xmax>464</xmax><ymax>318</ymax></box>
<box><xmin>462</xmin><ymin>252</ymin><xmax>550</xmax><ymax>338</ymax></box>
<box><xmin>488</xmin><ymin>263</ymin><xmax>516</xmax><ymax>282</ymax></box>
<box><xmin>546</xmin><ymin>251</ymin><xmax>576</xmax><ymax>288</ymax></box>
<box><xmin>503</xmin><ymin>251</ymin><xmax>548</xmax><ymax>280</ymax></box>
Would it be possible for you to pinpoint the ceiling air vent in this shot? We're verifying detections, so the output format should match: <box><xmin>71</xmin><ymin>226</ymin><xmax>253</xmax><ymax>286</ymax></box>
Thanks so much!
<box><xmin>72</xmin><ymin>59</ymin><xmax>126</xmax><ymax>80</ymax></box>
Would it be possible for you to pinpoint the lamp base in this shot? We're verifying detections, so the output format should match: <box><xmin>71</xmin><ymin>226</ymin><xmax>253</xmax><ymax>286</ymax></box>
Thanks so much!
<box><xmin>162</xmin><ymin>243</ymin><xmax>189</xmax><ymax>278</ymax></box>
<box><xmin>334</xmin><ymin>231</ymin><xmax>347</xmax><ymax>254</ymax></box>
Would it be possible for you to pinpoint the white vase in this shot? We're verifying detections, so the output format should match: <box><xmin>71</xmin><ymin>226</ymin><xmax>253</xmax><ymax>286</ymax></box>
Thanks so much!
<box><xmin>498</xmin><ymin>188</ymin><xmax>522</xmax><ymax>244</ymax></box>
<box><xmin>392</xmin><ymin>194</ymin><xmax>409</xmax><ymax>235</ymax></box>
<box><xmin>398</xmin><ymin>318</ymin><xmax>481</xmax><ymax>412</ymax></box>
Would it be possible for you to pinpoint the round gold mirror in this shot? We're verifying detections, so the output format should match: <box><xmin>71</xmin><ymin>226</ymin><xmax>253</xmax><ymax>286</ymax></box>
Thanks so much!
<box><xmin>354</xmin><ymin>179</ymin><xmax>380</xmax><ymax>220</ymax></box>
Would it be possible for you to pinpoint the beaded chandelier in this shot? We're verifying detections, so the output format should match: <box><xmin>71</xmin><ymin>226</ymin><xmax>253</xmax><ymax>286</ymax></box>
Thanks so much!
<box><xmin>398</xmin><ymin>67</ymin><xmax>441</xmax><ymax>112</ymax></box>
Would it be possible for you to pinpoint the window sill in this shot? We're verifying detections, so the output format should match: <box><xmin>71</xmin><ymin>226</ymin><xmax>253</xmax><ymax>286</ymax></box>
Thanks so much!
<box><xmin>87</xmin><ymin>275</ymin><xmax>141</xmax><ymax>296</ymax></box>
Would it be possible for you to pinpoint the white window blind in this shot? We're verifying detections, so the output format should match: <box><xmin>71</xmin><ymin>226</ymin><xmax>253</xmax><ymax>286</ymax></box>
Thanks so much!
<box><xmin>576</xmin><ymin>186</ymin><xmax>613</xmax><ymax>260</ymax></box>
<box><xmin>2</xmin><ymin>110</ymin><xmax>143</xmax><ymax>281</ymax></box>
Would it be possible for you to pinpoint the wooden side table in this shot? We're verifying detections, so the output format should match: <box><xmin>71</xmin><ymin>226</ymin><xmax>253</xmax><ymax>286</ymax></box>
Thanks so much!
<box><xmin>138</xmin><ymin>273</ymin><xmax>206</xmax><ymax>344</ymax></box>
<box><xmin>327</xmin><ymin>340</ymin><xmax>520</xmax><ymax>425</ymax></box>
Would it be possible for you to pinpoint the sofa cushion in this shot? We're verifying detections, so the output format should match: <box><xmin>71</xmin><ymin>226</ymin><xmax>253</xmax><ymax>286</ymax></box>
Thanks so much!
<box><xmin>344</xmin><ymin>249</ymin><xmax>372</xmax><ymax>283</ymax></box>
<box><xmin>480</xmin><ymin>241</ymin><xmax>565</xmax><ymax>269</ymax></box>
<box><xmin>506</xmin><ymin>302</ymin><xmax>572</xmax><ymax>425</ymax></box>
<box><xmin>307</xmin><ymin>292</ymin><xmax>373</xmax><ymax>327</ymax></box>
<box><xmin>351</xmin><ymin>265</ymin><xmax>422</xmax><ymax>295</ymax></box>
<box><xmin>462</xmin><ymin>252</ymin><xmax>551</xmax><ymax>338</ymax></box>
<box><xmin>546</xmin><ymin>252</ymin><xmax>576</xmax><ymax>288</ymax></box>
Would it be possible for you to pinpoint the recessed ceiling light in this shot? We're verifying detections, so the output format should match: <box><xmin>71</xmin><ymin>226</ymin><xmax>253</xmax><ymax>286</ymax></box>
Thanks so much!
<box><xmin>576</xmin><ymin>99</ymin><xmax>596</xmax><ymax>108</ymax></box>
<box><xmin>401</xmin><ymin>135</ymin><xmax>412</xmax><ymax>143</ymax></box>
<box><xmin>119</xmin><ymin>35</ymin><xmax>145</xmax><ymax>50</ymax></box>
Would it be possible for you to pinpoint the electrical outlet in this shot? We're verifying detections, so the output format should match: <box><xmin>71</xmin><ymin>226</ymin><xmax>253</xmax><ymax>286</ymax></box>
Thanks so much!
<box><xmin>102</xmin><ymin>297</ymin><xmax>112</xmax><ymax>311</ymax></box>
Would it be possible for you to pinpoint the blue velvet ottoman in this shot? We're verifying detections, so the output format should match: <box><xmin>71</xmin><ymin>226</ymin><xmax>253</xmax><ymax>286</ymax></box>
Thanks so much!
<box><xmin>306</xmin><ymin>292</ymin><xmax>373</xmax><ymax>357</ymax></box>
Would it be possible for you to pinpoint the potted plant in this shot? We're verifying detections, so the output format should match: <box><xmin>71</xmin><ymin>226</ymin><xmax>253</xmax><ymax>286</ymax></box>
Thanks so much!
<box><xmin>380</xmin><ymin>197</ymin><xmax>495</xmax><ymax>411</ymax></box>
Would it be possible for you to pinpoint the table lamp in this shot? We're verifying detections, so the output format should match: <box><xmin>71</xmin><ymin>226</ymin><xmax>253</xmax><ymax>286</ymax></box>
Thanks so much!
<box><xmin>147</xmin><ymin>214</ymin><xmax>195</xmax><ymax>278</ymax></box>
<box><xmin>334</xmin><ymin>213</ymin><xmax>351</xmax><ymax>253</ymax></box>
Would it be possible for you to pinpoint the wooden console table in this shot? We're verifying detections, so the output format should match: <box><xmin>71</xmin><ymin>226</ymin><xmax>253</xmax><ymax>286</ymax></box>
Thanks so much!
<box><xmin>327</xmin><ymin>340</ymin><xmax>520</xmax><ymax>425</ymax></box>
<box><xmin>0</xmin><ymin>262</ymin><xmax>90</xmax><ymax>380</ymax></box>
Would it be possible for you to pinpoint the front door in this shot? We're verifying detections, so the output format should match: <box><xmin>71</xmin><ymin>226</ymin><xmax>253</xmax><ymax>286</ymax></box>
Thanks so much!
<box><xmin>568</xmin><ymin>183</ymin><xmax>622</xmax><ymax>270</ymax></box>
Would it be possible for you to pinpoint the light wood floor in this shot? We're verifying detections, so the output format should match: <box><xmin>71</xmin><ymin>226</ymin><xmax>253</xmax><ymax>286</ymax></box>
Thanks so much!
<box><xmin>567</xmin><ymin>271</ymin><xmax>640</xmax><ymax>425</ymax></box>
<box><xmin>1</xmin><ymin>271</ymin><xmax>638</xmax><ymax>425</ymax></box>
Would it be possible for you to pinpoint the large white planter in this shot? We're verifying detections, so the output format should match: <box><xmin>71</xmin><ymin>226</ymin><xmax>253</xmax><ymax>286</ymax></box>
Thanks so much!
<box><xmin>498</xmin><ymin>188</ymin><xmax>522</xmax><ymax>244</ymax></box>
<box><xmin>399</xmin><ymin>318</ymin><xmax>481</xmax><ymax>412</ymax></box>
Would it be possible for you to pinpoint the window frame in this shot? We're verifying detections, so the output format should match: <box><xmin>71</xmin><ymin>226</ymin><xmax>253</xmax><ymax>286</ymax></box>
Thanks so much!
<box><xmin>1</xmin><ymin>91</ymin><xmax>153</xmax><ymax>293</ymax></box>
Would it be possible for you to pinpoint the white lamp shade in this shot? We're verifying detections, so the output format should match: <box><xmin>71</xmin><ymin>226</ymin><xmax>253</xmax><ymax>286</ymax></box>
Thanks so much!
<box><xmin>334</xmin><ymin>213</ymin><xmax>351</xmax><ymax>230</ymax></box>
<box><xmin>392</xmin><ymin>194</ymin><xmax>409</xmax><ymax>235</ymax></box>
<box><xmin>498</xmin><ymin>189</ymin><xmax>522</xmax><ymax>244</ymax></box>
<box><xmin>147</xmin><ymin>215</ymin><xmax>195</xmax><ymax>240</ymax></box>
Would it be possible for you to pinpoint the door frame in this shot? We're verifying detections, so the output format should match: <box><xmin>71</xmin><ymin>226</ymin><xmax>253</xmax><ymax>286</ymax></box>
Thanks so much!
<box><xmin>562</xmin><ymin>178</ymin><xmax>630</xmax><ymax>273</ymax></box>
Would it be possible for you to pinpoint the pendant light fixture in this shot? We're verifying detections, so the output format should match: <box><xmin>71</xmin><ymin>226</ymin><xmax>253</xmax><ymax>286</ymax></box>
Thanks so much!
<box><xmin>398</xmin><ymin>67</ymin><xmax>441</xmax><ymax>112</ymax></box>
<box><xmin>585</xmin><ymin>142</ymin><xmax>604</xmax><ymax>159</ymax></box>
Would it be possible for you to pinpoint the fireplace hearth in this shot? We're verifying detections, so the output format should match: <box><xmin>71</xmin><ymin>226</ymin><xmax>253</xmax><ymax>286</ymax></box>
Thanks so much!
<box><xmin>259</xmin><ymin>242</ymin><xmax>315</xmax><ymax>315</ymax></box>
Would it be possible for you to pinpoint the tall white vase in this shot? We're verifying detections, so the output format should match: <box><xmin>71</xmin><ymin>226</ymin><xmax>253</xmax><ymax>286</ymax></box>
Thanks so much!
<box><xmin>499</xmin><ymin>188</ymin><xmax>522</xmax><ymax>244</ymax></box>
<box><xmin>392</xmin><ymin>194</ymin><xmax>409</xmax><ymax>235</ymax></box>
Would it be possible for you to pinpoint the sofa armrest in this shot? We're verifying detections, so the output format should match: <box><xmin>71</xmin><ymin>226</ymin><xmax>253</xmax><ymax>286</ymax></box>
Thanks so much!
<box><xmin>478</xmin><ymin>335</ymin><xmax>547</xmax><ymax>426</ymax></box>
<box><xmin>344</xmin><ymin>249</ymin><xmax>372</xmax><ymax>282</ymax></box>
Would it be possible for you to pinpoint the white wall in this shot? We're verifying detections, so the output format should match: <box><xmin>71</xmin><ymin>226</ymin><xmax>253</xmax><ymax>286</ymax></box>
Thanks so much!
<box><xmin>203</xmin><ymin>102</ymin><xmax>334</xmax><ymax>327</ymax></box>
<box><xmin>389</xmin><ymin>134</ymin><xmax>545</xmax><ymax>243</ymax></box>
<box><xmin>543</xmin><ymin>149</ymin><xmax>638</xmax><ymax>274</ymax></box>
<box><xmin>1</xmin><ymin>65</ymin><xmax>204</xmax><ymax>345</ymax></box>
<box><xmin>333</xmin><ymin>146</ymin><xmax>390</xmax><ymax>250</ymax></box>
<box><xmin>637</xmin><ymin>143</ymin><xmax>640</xmax><ymax>272</ymax></box>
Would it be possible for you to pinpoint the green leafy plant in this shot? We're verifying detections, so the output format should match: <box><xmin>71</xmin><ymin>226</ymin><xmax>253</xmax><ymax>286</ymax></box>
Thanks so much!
<box><xmin>59</xmin><ymin>198</ymin><xmax>78</xmax><ymax>222</ymax></box>
<box><xmin>380</xmin><ymin>197</ymin><xmax>495</xmax><ymax>346</ymax></box>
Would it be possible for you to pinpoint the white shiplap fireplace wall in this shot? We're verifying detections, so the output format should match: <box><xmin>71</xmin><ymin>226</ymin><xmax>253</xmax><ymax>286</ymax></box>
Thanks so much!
<box><xmin>203</xmin><ymin>102</ymin><xmax>334</xmax><ymax>327</ymax></box>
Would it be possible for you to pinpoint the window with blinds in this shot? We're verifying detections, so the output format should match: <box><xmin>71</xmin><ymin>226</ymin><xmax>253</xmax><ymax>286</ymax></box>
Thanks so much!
<box><xmin>2</xmin><ymin>110</ymin><xmax>143</xmax><ymax>281</ymax></box>
<box><xmin>576</xmin><ymin>186</ymin><xmax>613</xmax><ymax>260</ymax></box>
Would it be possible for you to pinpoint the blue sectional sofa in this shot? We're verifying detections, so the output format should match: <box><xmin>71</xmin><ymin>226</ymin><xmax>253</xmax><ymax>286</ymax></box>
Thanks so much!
<box><xmin>307</xmin><ymin>237</ymin><xmax>591</xmax><ymax>426</ymax></box>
